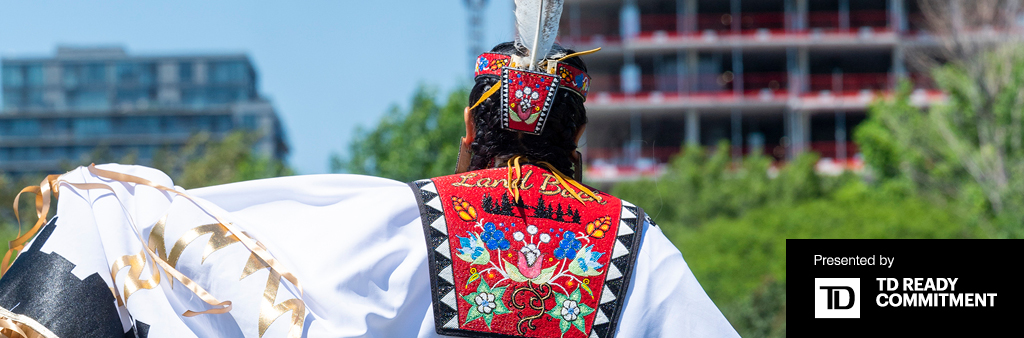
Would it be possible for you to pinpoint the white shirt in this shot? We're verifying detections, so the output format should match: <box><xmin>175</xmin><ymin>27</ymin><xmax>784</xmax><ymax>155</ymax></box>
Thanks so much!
<box><xmin>18</xmin><ymin>164</ymin><xmax>738</xmax><ymax>338</ymax></box>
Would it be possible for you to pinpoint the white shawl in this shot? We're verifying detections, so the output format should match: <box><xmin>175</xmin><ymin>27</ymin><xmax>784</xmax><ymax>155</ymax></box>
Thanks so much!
<box><xmin>0</xmin><ymin>164</ymin><xmax>737</xmax><ymax>338</ymax></box>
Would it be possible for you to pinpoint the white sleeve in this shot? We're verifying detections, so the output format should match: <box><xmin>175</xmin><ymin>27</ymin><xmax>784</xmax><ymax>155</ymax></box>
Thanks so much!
<box><xmin>614</xmin><ymin>217</ymin><xmax>739</xmax><ymax>337</ymax></box>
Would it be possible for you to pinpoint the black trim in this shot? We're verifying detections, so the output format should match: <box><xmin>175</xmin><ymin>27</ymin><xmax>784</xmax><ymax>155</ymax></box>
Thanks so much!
<box><xmin>0</xmin><ymin>217</ymin><xmax>125</xmax><ymax>337</ymax></box>
<box><xmin>125</xmin><ymin>319</ymin><xmax>150</xmax><ymax>338</ymax></box>
<box><xmin>601</xmin><ymin>206</ymin><xmax>645</xmax><ymax>338</ymax></box>
<box><xmin>409</xmin><ymin>180</ymin><xmax>459</xmax><ymax>335</ymax></box>
<box><xmin>410</xmin><ymin>178</ymin><xmax>648</xmax><ymax>338</ymax></box>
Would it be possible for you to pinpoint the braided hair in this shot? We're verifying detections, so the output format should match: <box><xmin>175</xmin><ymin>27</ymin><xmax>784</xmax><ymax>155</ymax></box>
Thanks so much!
<box><xmin>467</xmin><ymin>42</ymin><xmax>589</xmax><ymax>176</ymax></box>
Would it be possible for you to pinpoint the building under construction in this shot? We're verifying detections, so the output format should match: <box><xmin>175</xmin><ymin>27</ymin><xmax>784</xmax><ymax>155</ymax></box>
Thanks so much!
<box><xmin>560</xmin><ymin>0</ymin><xmax>943</xmax><ymax>181</ymax></box>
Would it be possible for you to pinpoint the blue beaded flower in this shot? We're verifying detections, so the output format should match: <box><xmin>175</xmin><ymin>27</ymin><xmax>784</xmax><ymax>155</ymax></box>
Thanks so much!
<box><xmin>457</xmin><ymin>232</ymin><xmax>488</xmax><ymax>261</ymax></box>
<box><xmin>481</xmin><ymin>222</ymin><xmax>511</xmax><ymax>250</ymax></box>
<box><xmin>477</xmin><ymin>56</ymin><xmax>488</xmax><ymax>72</ymax></box>
<box><xmin>553</xmin><ymin>231</ymin><xmax>582</xmax><ymax>259</ymax></box>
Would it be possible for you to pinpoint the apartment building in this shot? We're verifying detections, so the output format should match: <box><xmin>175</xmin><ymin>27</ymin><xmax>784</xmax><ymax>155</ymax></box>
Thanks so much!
<box><xmin>0</xmin><ymin>46</ymin><xmax>288</xmax><ymax>175</ymax></box>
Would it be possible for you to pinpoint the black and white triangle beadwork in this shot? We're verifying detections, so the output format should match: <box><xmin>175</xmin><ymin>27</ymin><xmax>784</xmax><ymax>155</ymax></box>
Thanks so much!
<box><xmin>410</xmin><ymin>179</ymin><xmax>647</xmax><ymax>338</ymax></box>
<box><xmin>588</xmin><ymin>199</ymin><xmax>645</xmax><ymax>338</ymax></box>
<box><xmin>411</xmin><ymin>179</ymin><xmax>460</xmax><ymax>332</ymax></box>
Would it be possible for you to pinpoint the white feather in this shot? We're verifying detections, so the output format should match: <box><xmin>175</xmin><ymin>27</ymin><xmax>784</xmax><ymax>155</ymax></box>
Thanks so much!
<box><xmin>514</xmin><ymin>0</ymin><xmax>564</xmax><ymax>71</ymax></box>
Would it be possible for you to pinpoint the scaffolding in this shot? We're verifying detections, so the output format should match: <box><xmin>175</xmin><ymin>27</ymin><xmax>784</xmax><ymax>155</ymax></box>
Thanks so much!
<box><xmin>464</xmin><ymin>0</ymin><xmax>491</xmax><ymax>69</ymax></box>
<box><xmin>562</xmin><ymin>0</ymin><xmax>943</xmax><ymax>181</ymax></box>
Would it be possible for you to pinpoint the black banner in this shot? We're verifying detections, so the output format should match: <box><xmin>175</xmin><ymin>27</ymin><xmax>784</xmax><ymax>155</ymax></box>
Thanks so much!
<box><xmin>787</xmin><ymin>239</ymin><xmax>1020</xmax><ymax>337</ymax></box>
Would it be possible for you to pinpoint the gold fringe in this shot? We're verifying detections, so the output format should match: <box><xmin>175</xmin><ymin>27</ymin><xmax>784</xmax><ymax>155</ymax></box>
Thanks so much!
<box><xmin>470</xmin><ymin>83</ymin><xmax>501</xmax><ymax>110</ymax></box>
<box><xmin>504</xmin><ymin>156</ymin><xmax>600</xmax><ymax>205</ymax></box>
<box><xmin>557</xmin><ymin>47</ymin><xmax>602</xmax><ymax>62</ymax></box>
<box><xmin>2</xmin><ymin>175</ymin><xmax>59</xmax><ymax>276</ymax></box>
<box><xmin>1</xmin><ymin>164</ymin><xmax>306</xmax><ymax>319</ymax></box>
<box><xmin>537</xmin><ymin>161</ymin><xmax>601</xmax><ymax>204</ymax></box>
<box><xmin>0</xmin><ymin>306</ymin><xmax>57</xmax><ymax>338</ymax></box>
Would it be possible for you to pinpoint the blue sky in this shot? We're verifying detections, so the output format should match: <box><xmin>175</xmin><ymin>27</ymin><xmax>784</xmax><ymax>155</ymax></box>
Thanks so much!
<box><xmin>0</xmin><ymin>1</ymin><xmax>514</xmax><ymax>174</ymax></box>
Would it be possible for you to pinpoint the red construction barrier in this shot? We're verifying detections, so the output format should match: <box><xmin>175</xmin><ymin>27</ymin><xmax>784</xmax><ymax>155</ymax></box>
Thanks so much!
<box><xmin>809</xmin><ymin>73</ymin><xmax>891</xmax><ymax>91</ymax></box>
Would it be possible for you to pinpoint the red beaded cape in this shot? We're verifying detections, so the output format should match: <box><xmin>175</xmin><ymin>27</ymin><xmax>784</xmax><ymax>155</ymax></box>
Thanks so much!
<box><xmin>409</xmin><ymin>165</ymin><xmax>645</xmax><ymax>338</ymax></box>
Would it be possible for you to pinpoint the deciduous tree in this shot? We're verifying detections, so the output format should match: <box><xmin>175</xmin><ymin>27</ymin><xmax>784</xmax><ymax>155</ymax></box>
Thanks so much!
<box><xmin>331</xmin><ymin>85</ymin><xmax>467</xmax><ymax>182</ymax></box>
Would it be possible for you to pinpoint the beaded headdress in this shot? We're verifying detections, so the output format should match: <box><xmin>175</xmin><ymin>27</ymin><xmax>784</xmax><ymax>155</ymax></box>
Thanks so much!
<box><xmin>468</xmin><ymin>0</ymin><xmax>599</xmax><ymax>136</ymax></box>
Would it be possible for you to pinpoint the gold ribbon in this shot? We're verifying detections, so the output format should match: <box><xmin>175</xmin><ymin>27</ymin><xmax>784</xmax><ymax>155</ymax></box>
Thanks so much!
<box><xmin>1</xmin><ymin>164</ymin><xmax>305</xmax><ymax>318</ymax></box>
<box><xmin>84</xmin><ymin>165</ymin><xmax>302</xmax><ymax>295</ymax></box>
<box><xmin>0</xmin><ymin>306</ymin><xmax>56</xmax><ymax>338</ymax></box>
<box><xmin>0</xmin><ymin>318</ymin><xmax>29</xmax><ymax>338</ymax></box>
<box><xmin>506</xmin><ymin>156</ymin><xmax>524</xmax><ymax>203</ymax></box>
<box><xmin>504</xmin><ymin>156</ymin><xmax>600</xmax><ymax>205</ymax></box>
<box><xmin>536</xmin><ymin>160</ymin><xmax>600</xmax><ymax>204</ymax></box>
<box><xmin>51</xmin><ymin>180</ymin><xmax>233</xmax><ymax>317</ymax></box>
<box><xmin>0</xmin><ymin>317</ymin><xmax>48</xmax><ymax>338</ymax></box>
<box><xmin>470</xmin><ymin>83</ymin><xmax>501</xmax><ymax>110</ymax></box>
<box><xmin>556</xmin><ymin>47</ymin><xmax>602</xmax><ymax>63</ymax></box>
<box><xmin>2</xmin><ymin>175</ymin><xmax>59</xmax><ymax>275</ymax></box>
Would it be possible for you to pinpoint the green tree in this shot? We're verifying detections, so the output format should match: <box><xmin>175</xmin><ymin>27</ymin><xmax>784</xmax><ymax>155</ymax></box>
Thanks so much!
<box><xmin>331</xmin><ymin>84</ymin><xmax>468</xmax><ymax>182</ymax></box>
<box><xmin>611</xmin><ymin>143</ymin><xmax>977</xmax><ymax>338</ymax></box>
<box><xmin>612</xmin><ymin>142</ymin><xmax>837</xmax><ymax>228</ymax></box>
<box><xmin>686</xmin><ymin>186</ymin><xmax>972</xmax><ymax>338</ymax></box>
<box><xmin>856</xmin><ymin>45</ymin><xmax>1024</xmax><ymax>236</ymax></box>
<box><xmin>2</xmin><ymin>130</ymin><xmax>293</xmax><ymax>254</ymax></box>
<box><xmin>856</xmin><ymin>1</ymin><xmax>1024</xmax><ymax>236</ymax></box>
<box><xmin>152</xmin><ymin>131</ymin><xmax>293</xmax><ymax>189</ymax></box>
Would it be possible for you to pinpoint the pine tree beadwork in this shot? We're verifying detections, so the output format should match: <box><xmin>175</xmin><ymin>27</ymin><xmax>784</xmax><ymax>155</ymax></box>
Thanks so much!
<box><xmin>412</xmin><ymin>165</ymin><xmax>646</xmax><ymax>338</ymax></box>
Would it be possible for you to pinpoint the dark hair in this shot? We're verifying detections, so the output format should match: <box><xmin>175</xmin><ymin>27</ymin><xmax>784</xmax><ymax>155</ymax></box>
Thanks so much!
<box><xmin>467</xmin><ymin>42</ymin><xmax>589</xmax><ymax>176</ymax></box>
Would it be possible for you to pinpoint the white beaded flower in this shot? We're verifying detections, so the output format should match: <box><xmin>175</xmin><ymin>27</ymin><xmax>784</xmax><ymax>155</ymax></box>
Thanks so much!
<box><xmin>474</xmin><ymin>292</ymin><xmax>497</xmax><ymax>314</ymax></box>
<box><xmin>515</xmin><ymin>87</ymin><xmax>540</xmax><ymax>111</ymax></box>
<box><xmin>515</xmin><ymin>87</ymin><xmax>540</xmax><ymax>101</ymax></box>
<box><xmin>560</xmin><ymin>299</ymin><xmax>581</xmax><ymax>321</ymax></box>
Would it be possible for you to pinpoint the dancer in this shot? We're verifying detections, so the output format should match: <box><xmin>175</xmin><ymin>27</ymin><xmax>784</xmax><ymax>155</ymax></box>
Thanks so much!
<box><xmin>0</xmin><ymin>1</ymin><xmax>737</xmax><ymax>337</ymax></box>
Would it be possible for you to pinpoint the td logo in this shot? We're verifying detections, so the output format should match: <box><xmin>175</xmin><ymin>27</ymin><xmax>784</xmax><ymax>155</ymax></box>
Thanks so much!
<box><xmin>814</xmin><ymin>278</ymin><xmax>860</xmax><ymax>318</ymax></box>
